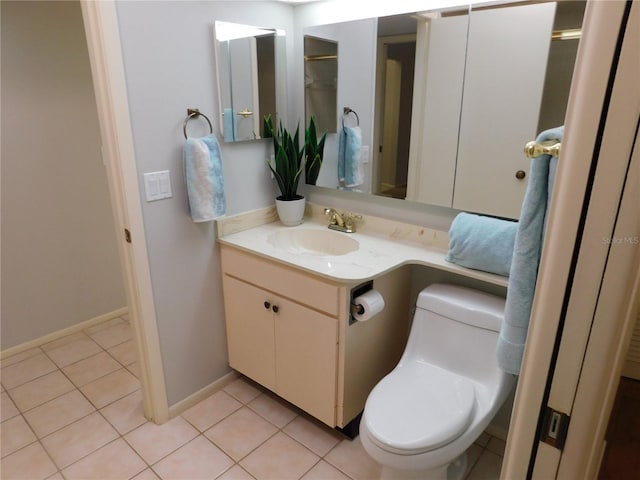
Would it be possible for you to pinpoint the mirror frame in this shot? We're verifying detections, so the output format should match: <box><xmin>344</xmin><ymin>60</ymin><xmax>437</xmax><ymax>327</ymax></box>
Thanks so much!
<box><xmin>213</xmin><ymin>21</ymin><xmax>287</xmax><ymax>143</ymax></box>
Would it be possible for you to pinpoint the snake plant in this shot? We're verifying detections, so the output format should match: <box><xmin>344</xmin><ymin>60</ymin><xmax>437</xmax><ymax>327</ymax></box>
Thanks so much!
<box><xmin>265</xmin><ymin>115</ymin><xmax>304</xmax><ymax>201</ymax></box>
<box><xmin>304</xmin><ymin>116</ymin><xmax>327</xmax><ymax>186</ymax></box>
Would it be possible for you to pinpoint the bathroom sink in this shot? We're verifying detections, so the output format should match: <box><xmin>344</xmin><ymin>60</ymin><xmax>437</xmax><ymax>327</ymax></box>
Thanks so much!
<box><xmin>268</xmin><ymin>228</ymin><xmax>359</xmax><ymax>256</ymax></box>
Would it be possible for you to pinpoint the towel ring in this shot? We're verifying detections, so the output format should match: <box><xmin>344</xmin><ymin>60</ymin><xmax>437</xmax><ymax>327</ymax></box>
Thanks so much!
<box><xmin>342</xmin><ymin>107</ymin><xmax>360</xmax><ymax>128</ymax></box>
<box><xmin>183</xmin><ymin>108</ymin><xmax>213</xmax><ymax>139</ymax></box>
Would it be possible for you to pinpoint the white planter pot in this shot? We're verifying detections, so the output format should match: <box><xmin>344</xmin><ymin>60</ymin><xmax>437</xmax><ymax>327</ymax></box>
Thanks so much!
<box><xmin>275</xmin><ymin>195</ymin><xmax>305</xmax><ymax>226</ymax></box>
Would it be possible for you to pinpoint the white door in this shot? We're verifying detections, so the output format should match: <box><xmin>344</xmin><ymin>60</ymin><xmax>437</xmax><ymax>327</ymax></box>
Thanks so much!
<box><xmin>502</xmin><ymin>1</ymin><xmax>639</xmax><ymax>478</ymax></box>
<box><xmin>81</xmin><ymin>1</ymin><xmax>169</xmax><ymax>422</ymax></box>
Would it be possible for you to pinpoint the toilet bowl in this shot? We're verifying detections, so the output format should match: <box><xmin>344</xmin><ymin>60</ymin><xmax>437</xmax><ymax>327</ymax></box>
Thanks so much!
<box><xmin>360</xmin><ymin>284</ymin><xmax>516</xmax><ymax>480</ymax></box>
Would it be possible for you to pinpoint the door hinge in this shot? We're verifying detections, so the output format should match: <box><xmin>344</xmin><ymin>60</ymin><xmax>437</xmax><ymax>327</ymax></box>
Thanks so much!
<box><xmin>540</xmin><ymin>406</ymin><xmax>570</xmax><ymax>451</ymax></box>
<box><xmin>124</xmin><ymin>228</ymin><xmax>132</xmax><ymax>244</ymax></box>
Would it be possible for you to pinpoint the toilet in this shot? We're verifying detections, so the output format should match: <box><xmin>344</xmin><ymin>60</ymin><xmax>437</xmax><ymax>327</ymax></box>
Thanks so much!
<box><xmin>360</xmin><ymin>284</ymin><xmax>516</xmax><ymax>480</ymax></box>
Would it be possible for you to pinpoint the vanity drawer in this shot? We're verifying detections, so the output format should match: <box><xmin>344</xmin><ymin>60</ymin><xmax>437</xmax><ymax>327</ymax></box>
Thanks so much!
<box><xmin>221</xmin><ymin>245</ymin><xmax>340</xmax><ymax>317</ymax></box>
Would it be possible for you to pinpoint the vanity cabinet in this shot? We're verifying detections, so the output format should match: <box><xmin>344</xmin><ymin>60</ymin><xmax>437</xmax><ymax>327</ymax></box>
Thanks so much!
<box><xmin>221</xmin><ymin>246</ymin><xmax>340</xmax><ymax>426</ymax></box>
<box><xmin>220</xmin><ymin>242</ymin><xmax>413</xmax><ymax>430</ymax></box>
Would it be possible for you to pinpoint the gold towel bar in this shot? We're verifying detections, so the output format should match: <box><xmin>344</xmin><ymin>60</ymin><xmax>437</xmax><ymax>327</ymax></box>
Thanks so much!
<box><xmin>524</xmin><ymin>141</ymin><xmax>561</xmax><ymax>158</ymax></box>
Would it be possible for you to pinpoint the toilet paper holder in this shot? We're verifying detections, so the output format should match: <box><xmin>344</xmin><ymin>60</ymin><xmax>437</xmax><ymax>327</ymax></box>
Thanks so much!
<box><xmin>350</xmin><ymin>280</ymin><xmax>373</xmax><ymax>325</ymax></box>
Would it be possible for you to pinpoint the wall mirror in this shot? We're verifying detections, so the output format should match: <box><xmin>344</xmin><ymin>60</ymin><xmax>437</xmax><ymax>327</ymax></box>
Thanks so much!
<box><xmin>304</xmin><ymin>35</ymin><xmax>338</xmax><ymax>134</ymax></box>
<box><xmin>302</xmin><ymin>17</ymin><xmax>378</xmax><ymax>190</ymax></box>
<box><xmin>214</xmin><ymin>21</ymin><xmax>287</xmax><ymax>142</ymax></box>
<box><xmin>304</xmin><ymin>1</ymin><xmax>586</xmax><ymax>220</ymax></box>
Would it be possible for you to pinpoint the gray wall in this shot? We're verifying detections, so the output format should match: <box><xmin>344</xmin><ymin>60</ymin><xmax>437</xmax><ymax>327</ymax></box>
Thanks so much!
<box><xmin>115</xmin><ymin>0</ymin><xmax>295</xmax><ymax>406</ymax></box>
<box><xmin>305</xmin><ymin>19</ymin><xmax>378</xmax><ymax>192</ymax></box>
<box><xmin>1</xmin><ymin>1</ymin><xmax>126</xmax><ymax>349</ymax></box>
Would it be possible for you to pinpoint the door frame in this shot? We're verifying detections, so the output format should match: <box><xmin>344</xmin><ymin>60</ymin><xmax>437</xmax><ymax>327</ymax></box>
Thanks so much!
<box><xmin>81</xmin><ymin>0</ymin><xmax>169</xmax><ymax>423</ymax></box>
<box><xmin>372</xmin><ymin>33</ymin><xmax>416</xmax><ymax>196</ymax></box>
<box><xmin>501</xmin><ymin>1</ymin><xmax>638</xmax><ymax>477</ymax></box>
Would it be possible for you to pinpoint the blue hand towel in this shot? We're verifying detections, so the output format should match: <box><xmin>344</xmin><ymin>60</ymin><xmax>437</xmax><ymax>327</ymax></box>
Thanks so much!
<box><xmin>183</xmin><ymin>134</ymin><xmax>226</xmax><ymax>222</ymax></box>
<box><xmin>497</xmin><ymin>126</ymin><xmax>564</xmax><ymax>375</ymax></box>
<box><xmin>223</xmin><ymin>108</ymin><xmax>236</xmax><ymax>142</ymax></box>
<box><xmin>338</xmin><ymin>125</ymin><xmax>363</xmax><ymax>187</ymax></box>
<box><xmin>445</xmin><ymin>213</ymin><xmax>518</xmax><ymax>277</ymax></box>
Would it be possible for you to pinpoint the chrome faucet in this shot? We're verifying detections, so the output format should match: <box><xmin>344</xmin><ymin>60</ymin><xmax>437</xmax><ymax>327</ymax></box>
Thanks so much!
<box><xmin>324</xmin><ymin>208</ymin><xmax>362</xmax><ymax>233</ymax></box>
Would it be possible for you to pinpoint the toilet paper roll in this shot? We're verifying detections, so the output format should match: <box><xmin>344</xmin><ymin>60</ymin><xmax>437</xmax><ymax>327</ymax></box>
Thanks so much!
<box><xmin>353</xmin><ymin>289</ymin><xmax>385</xmax><ymax>322</ymax></box>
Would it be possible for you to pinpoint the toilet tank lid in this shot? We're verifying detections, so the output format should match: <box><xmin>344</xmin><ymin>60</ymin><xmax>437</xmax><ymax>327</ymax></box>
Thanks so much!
<box><xmin>417</xmin><ymin>284</ymin><xmax>505</xmax><ymax>332</ymax></box>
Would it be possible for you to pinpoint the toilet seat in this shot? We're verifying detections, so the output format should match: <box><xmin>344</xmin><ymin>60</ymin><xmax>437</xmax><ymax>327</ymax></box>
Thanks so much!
<box><xmin>363</xmin><ymin>362</ymin><xmax>476</xmax><ymax>455</ymax></box>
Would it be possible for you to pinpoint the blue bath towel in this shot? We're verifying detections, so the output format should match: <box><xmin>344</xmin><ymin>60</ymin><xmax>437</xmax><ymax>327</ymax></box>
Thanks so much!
<box><xmin>183</xmin><ymin>134</ymin><xmax>226</xmax><ymax>222</ymax></box>
<box><xmin>497</xmin><ymin>126</ymin><xmax>564</xmax><ymax>375</ymax></box>
<box><xmin>445</xmin><ymin>213</ymin><xmax>518</xmax><ymax>277</ymax></box>
<box><xmin>338</xmin><ymin>125</ymin><xmax>363</xmax><ymax>187</ymax></box>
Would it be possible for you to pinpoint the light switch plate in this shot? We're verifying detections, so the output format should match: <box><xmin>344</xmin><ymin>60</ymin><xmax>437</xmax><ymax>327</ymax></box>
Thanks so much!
<box><xmin>361</xmin><ymin>145</ymin><xmax>370</xmax><ymax>164</ymax></box>
<box><xmin>144</xmin><ymin>170</ymin><xmax>172</xmax><ymax>201</ymax></box>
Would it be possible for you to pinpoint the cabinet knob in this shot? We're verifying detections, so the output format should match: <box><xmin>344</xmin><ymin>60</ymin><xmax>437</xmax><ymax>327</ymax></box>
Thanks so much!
<box><xmin>272</xmin><ymin>305</ymin><xmax>279</xmax><ymax>313</ymax></box>
<box><xmin>264</xmin><ymin>301</ymin><xmax>271</xmax><ymax>310</ymax></box>
<box><xmin>515</xmin><ymin>170</ymin><xmax>526</xmax><ymax>180</ymax></box>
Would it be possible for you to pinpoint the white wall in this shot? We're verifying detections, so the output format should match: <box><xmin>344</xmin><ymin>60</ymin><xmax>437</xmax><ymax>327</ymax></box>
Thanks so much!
<box><xmin>1</xmin><ymin>1</ymin><xmax>126</xmax><ymax>349</ymax></box>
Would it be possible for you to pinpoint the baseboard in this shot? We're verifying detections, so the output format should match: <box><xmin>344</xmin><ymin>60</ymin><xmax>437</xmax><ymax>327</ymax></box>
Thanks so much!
<box><xmin>1</xmin><ymin>307</ymin><xmax>128</xmax><ymax>360</ymax></box>
<box><xmin>485</xmin><ymin>424</ymin><xmax>509</xmax><ymax>441</ymax></box>
<box><xmin>167</xmin><ymin>371</ymin><xmax>239</xmax><ymax>419</ymax></box>
<box><xmin>622</xmin><ymin>360</ymin><xmax>640</xmax><ymax>380</ymax></box>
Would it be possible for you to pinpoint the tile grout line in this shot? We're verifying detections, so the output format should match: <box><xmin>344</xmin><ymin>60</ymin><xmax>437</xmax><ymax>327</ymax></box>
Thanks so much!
<box><xmin>213</xmin><ymin>383</ymin><xmax>357</xmax><ymax>480</ymax></box>
<box><xmin>1</xmin><ymin>317</ymin><xmax>144</xmax><ymax>479</ymax></box>
<box><xmin>3</xmin><ymin>318</ymin><xmax>504</xmax><ymax>480</ymax></box>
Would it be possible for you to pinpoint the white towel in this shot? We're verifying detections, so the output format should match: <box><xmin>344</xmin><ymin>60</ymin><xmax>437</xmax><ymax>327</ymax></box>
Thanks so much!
<box><xmin>183</xmin><ymin>134</ymin><xmax>226</xmax><ymax>222</ymax></box>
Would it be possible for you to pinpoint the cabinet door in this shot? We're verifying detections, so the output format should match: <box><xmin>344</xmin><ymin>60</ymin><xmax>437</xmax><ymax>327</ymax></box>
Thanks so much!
<box><xmin>406</xmin><ymin>14</ymin><xmax>468</xmax><ymax>207</ymax></box>
<box><xmin>223</xmin><ymin>275</ymin><xmax>276</xmax><ymax>390</ymax></box>
<box><xmin>454</xmin><ymin>2</ymin><xmax>556</xmax><ymax>219</ymax></box>
<box><xmin>275</xmin><ymin>297</ymin><xmax>338</xmax><ymax>426</ymax></box>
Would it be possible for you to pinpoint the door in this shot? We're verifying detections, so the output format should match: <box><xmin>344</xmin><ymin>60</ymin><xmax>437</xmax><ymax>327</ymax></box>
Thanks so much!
<box><xmin>81</xmin><ymin>0</ymin><xmax>168</xmax><ymax>422</ymax></box>
<box><xmin>501</xmin><ymin>1</ymin><xmax>639</xmax><ymax>477</ymax></box>
<box><xmin>380</xmin><ymin>58</ymin><xmax>402</xmax><ymax>194</ymax></box>
<box><xmin>275</xmin><ymin>296</ymin><xmax>338</xmax><ymax>426</ymax></box>
<box><xmin>223</xmin><ymin>276</ymin><xmax>277</xmax><ymax>390</ymax></box>
<box><xmin>373</xmin><ymin>34</ymin><xmax>415</xmax><ymax>198</ymax></box>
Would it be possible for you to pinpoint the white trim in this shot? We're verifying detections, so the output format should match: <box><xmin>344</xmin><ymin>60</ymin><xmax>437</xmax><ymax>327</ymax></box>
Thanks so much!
<box><xmin>374</xmin><ymin>33</ymin><xmax>417</xmax><ymax>197</ymax></box>
<box><xmin>168</xmin><ymin>371</ymin><xmax>239</xmax><ymax>418</ymax></box>
<box><xmin>80</xmin><ymin>1</ymin><xmax>169</xmax><ymax>424</ymax></box>
<box><xmin>577</xmin><ymin>234</ymin><xmax>640</xmax><ymax>479</ymax></box>
<box><xmin>0</xmin><ymin>308</ymin><xmax>128</xmax><ymax>360</ymax></box>
<box><xmin>406</xmin><ymin>20</ymin><xmax>429</xmax><ymax>202</ymax></box>
<box><xmin>538</xmin><ymin>1</ymin><xmax>639</xmax><ymax>476</ymax></box>
<box><xmin>501</xmin><ymin>2</ymin><xmax>628</xmax><ymax>478</ymax></box>
<box><xmin>558</xmin><ymin>85</ymin><xmax>640</xmax><ymax>478</ymax></box>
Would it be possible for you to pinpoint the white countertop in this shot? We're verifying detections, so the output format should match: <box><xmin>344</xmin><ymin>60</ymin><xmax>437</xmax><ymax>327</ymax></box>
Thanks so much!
<box><xmin>217</xmin><ymin>214</ymin><xmax>508</xmax><ymax>288</ymax></box>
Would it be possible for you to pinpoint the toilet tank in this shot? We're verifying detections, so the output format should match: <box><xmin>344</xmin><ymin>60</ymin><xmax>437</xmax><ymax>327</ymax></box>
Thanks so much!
<box><xmin>405</xmin><ymin>284</ymin><xmax>507</xmax><ymax>387</ymax></box>
<box><xmin>416</xmin><ymin>284</ymin><xmax>505</xmax><ymax>332</ymax></box>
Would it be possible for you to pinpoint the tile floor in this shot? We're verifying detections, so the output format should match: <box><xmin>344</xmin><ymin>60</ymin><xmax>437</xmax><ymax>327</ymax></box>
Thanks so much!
<box><xmin>1</xmin><ymin>316</ymin><xmax>505</xmax><ymax>479</ymax></box>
